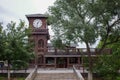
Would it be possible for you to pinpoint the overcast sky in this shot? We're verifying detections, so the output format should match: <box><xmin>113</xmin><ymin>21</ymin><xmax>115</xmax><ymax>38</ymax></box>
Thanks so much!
<box><xmin>0</xmin><ymin>0</ymin><xmax>55</xmax><ymax>25</ymax></box>
<box><xmin>0</xmin><ymin>0</ymin><xmax>98</xmax><ymax>48</ymax></box>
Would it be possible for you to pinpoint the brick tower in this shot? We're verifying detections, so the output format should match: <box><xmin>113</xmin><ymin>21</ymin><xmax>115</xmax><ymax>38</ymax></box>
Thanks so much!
<box><xmin>26</xmin><ymin>14</ymin><xmax>49</xmax><ymax>67</ymax></box>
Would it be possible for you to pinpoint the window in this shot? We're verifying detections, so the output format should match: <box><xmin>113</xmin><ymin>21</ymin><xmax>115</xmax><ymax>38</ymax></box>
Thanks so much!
<box><xmin>69</xmin><ymin>57</ymin><xmax>78</xmax><ymax>64</ymax></box>
<box><xmin>38</xmin><ymin>39</ymin><xmax>44</xmax><ymax>48</ymax></box>
<box><xmin>46</xmin><ymin>57</ymin><xmax>54</xmax><ymax>64</ymax></box>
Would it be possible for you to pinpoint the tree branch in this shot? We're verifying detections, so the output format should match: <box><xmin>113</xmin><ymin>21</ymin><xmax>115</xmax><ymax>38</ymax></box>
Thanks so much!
<box><xmin>109</xmin><ymin>18</ymin><xmax>120</xmax><ymax>28</ymax></box>
<box><xmin>86</xmin><ymin>15</ymin><xmax>94</xmax><ymax>24</ymax></box>
<box><xmin>98</xmin><ymin>16</ymin><xmax>110</xmax><ymax>52</ymax></box>
<box><xmin>74</xmin><ymin>3</ymin><xmax>85</xmax><ymax>23</ymax></box>
<box><xmin>105</xmin><ymin>36</ymin><xmax>120</xmax><ymax>45</ymax></box>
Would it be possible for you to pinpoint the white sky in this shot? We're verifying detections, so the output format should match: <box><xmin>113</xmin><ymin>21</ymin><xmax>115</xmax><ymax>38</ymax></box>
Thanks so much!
<box><xmin>0</xmin><ymin>0</ymin><xmax>98</xmax><ymax>48</ymax></box>
<box><xmin>0</xmin><ymin>0</ymin><xmax>55</xmax><ymax>40</ymax></box>
<box><xmin>0</xmin><ymin>0</ymin><xmax>55</xmax><ymax>25</ymax></box>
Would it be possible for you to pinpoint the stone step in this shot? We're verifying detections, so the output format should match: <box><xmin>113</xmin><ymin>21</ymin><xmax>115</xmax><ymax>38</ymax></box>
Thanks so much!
<box><xmin>34</xmin><ymin>73</ymin><xmax>77</xmax><ymax>80</ymax></box>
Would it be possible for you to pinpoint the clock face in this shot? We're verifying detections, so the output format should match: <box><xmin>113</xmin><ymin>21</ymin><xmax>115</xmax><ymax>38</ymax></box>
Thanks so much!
<box><xmin>33</xmin><ymin>19</ymin><xmax>42</xmax><ymax>28</ymax></box>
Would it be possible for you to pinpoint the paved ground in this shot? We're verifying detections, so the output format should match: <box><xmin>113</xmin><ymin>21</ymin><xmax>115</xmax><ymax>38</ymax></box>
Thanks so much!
<box><xmin>37</xmin><ymin>68</ymin><xmax>74</xmax><ymax>73</ymax></box>
<box><xmin>34</xmin><ymin>72</ymin><xmax>77</xmax><ymax>80</ymax></box>
<box><xmin>0</xmin><ymin>68</ymin><xmax>86</xmax><ymax>80</ymax></box>
<box><xmin>0</xmin><ymin>68</ymin><xmax>88</xmax><ymax>73</ymax></box>
<box><xmin>34</xmin><ymin>68</ymin><xmax>86</xmax><ymax>80</ymax></box>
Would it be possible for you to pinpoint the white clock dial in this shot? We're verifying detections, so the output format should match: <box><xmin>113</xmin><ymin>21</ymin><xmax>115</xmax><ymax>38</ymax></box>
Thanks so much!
<box><xmin>33</xmin><ymin>19</ymin><xmax>42</xmax><ymax>28</ymax></box>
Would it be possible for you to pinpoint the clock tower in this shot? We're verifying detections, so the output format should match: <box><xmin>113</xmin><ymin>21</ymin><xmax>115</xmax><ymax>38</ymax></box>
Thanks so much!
<box><xmin>26</xmin><ymin>14</ymin><xmax>49</xmax><ymax>67</ymax></box>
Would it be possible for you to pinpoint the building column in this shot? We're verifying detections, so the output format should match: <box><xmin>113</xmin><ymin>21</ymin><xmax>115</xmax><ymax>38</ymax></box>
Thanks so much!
<box><xmin>35</xmin><ymin>54</ymin><xmax>38</xmax><ymax>67</ymax></box>
<box><xmin>67</xmin><ymin>58</ymin><xmax>69</xmax><ymax>68</ymax></box>
<box><xmin>43</xmin><ymin>57</ymin><xmax>46</xmax><ymax>68</ymax></box>
<box><xmin>54</xmin><ymin>57</ymin><xmax>57</xmax><ymax>68</ymax></box>
<box><xmin>78</xmin><ymin>57</ymin><xmax>80</xmax><ymax>65</ymax></box>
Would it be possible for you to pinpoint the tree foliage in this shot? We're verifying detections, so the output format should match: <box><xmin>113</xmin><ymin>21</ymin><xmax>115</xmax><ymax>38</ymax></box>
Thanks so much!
<box><xmin>0</xmin><ymin>23</ymin><xmax>4</xmax><ymax>56</ymax></box>
<box><xmin>90</xmin><ymin>0</ymin><xmax>120</xmax><ymax>50</ymax></box>
<box><xmin>48</xmin><ymin>0</ymin><xmax>99</xmax><ymax>46</ymax></box>
<box><xmin>95</xmin><ymin>41</ymin><xmax>120</xmax><ymax>80</ymax></box>
<box><xmin>48</xmin><ymin>0</ymin><xmax>120</xmax><ymax>50</ymax></box>
<box><xmin>0</xmin><ymin>20</ymin><xmax>34</xmax><ymax>65</ymax></box>
<box><xmin>0</xmin><ymin>20</ymin><xmax>34</xmax><ymax>80</ymax></box>
<box><xmin>48</xmin><ymin>0</ymin><xmax>120</xmax><ymax>79</ymax></box>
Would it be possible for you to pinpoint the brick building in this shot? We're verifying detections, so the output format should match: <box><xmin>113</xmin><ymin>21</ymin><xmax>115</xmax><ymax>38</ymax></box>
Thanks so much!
<box><xmin>26</xmin><ymin>14</ymin><xmax>112</xmax><ymax>68</ymax></box>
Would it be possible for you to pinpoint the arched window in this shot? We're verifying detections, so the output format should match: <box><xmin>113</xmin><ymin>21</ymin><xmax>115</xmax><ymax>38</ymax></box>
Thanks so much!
<box><xmin>38</xmin><ymin>39</ymin><xmax>44</xmax><ymax>48</ymax></box>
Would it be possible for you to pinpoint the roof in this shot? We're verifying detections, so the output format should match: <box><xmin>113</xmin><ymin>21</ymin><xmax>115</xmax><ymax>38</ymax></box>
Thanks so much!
<box><xmin>69</xmin><ymin>43</ymin><xmax>78</xmax><ymax>47</ymax></box>
<box><xmin>26</xmin><ymin>14</ymin><xmax>48</xmax><ymax>18</ymax></box>
<box><xmin>47</xmin><ymin>43</ymin><xmax>53</xmax><ymax>47</ymax></box>
<box><xmin>44</xmin><ymin>55</ymin><xmax>83</xmax><ymax>57</ymax></box>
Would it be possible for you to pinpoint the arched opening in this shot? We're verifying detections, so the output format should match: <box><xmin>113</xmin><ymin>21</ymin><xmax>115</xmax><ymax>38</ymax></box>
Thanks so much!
<box><xmin>38</xmin><ymin>39</ymin><xmax>44</xmax><ymax>48</ymax></box>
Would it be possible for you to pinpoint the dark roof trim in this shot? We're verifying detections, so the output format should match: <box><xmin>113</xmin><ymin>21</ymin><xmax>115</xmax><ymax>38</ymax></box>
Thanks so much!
<box><xmin>26</xmin><ymin>14</ymin><xmax>48</xmax><ymax>18</ymax></box>
<box><xmin>44</xmin><ymin>55</ymin><xmax>96</xmax><ymax>57</ymax></box>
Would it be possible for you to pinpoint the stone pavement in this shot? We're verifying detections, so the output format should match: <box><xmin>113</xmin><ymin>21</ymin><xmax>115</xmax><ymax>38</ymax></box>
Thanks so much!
<box><xmin>0</xmin><ymin>68</ymin><xmax>86</xmax><ymax>80</ymax></box>
<box><xmin>33</xmin><ymin>68</ymin><xmax>77</xmax><ymax>80</ymax></box>
<box><xmin>37</xmin><ymin>68</ymin><xmax>74</xmax><ymax>73</ymax></box>
<box><xmin>34</xmin><ymin>72</ymin><xmax>77</xmax><ymax>80</ymax></box>
<box><xmin>0</xmin><ymin>68</ymin><xmax>87</xmax><ymax>73</ymax></box>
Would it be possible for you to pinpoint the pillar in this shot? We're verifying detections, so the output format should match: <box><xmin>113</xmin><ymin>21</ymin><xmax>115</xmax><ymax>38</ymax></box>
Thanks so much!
<box><xmin>67</xmin><ymin>58</ymin><xmax>69</xmax><ymax>68</ymax></box>
<box><xmin>43</xmin><ymin>57</ymin><xmax>46</xmax><ymax>68</ymax></box>
<box><xmin>78</xmin><ymin>57</ymin><xmax>80</xmax><ymax>65</ymax></box>
<box><xmin>54</xmin><ymin>57</ymin><xmax>57</xmax><ymax>68</ymax></box>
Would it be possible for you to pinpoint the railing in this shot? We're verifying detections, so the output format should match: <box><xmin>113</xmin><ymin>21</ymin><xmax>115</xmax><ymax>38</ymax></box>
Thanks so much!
<box><xmin>46</xmin><ymin>48</ymin><xmax>112</xmax><ymax>55</ymax></box>
<box><xmin>73</xmin><ymin>65</ymin><xmax>85</xmax><ymax>80</ymax></box>
<box><xmin>25</xmin><ymin>66</ymin><xmax>37</xmax><ymax>80</ymax></box>
<box><xmin>73</xmin><ymin>64</ymin><xmax>85</xmax><ymax>73</ymax></box>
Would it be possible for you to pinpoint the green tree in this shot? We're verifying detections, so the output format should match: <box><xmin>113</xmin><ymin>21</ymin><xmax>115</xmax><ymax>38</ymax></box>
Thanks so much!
<box><xmin>48</xmin><ymin>0</ymin><xmax>120</xmax><ymax>80</ymax></box>
<box><xmin>0</xmin><ymin>20</ymin><xmax>34</xmax><ymax>80</ymax></box>
<box><xmin>94</xmin><ymin>41</ymin><xmax>120</xmax><ymax>80</ymax></box>
<box><xmin>90</xmin><ymin>0</ymin><xmax>120</xmax><ymax>52</ymax></box>
<box><xmin>0</xmin><ymin>23</ymin><xmax>4</xmax><ymax>57</ymax></box>
<box><xmin>48</xmin><ymin>0</ymin><xmax>98</xmax><ymax>79</ymax></box>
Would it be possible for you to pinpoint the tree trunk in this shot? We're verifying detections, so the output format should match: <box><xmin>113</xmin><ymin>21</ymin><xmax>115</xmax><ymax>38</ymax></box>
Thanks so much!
<box><xmin>88</xmin><ymin>71</ymin><xmax>93</xmax><ymax>80</ymax></box>
<box><xmin>85</xmin><ymin>42</ymin><xmax>93</xmax><ymax>80</ymax></box>
<box><xmin>7</xmin><ymin>61</ymin><xmax>10</xmax><ymax>80</ymax></box>
<box><xmin>8</xmin><ymin>69</ymin><xmax>10</xmax><ymax>80</ymax></box>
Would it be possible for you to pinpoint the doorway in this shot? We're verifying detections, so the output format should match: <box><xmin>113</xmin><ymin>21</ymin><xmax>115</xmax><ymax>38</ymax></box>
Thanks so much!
<box><xmin>56</xmin><ymin>58</ymin><xmax>67</xmax><ymax>68</ymax></box>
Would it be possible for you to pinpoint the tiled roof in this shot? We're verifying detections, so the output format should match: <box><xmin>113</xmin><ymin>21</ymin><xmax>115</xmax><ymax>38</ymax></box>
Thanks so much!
<box><xmin>26</xmin><ymin>14</ymin><xmax>48</xmax><ymax>18</ymax></box>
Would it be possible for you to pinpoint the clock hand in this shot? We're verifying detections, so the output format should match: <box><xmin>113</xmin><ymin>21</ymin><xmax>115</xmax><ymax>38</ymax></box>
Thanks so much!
<box><xmin>37</xmin><ymin>22</ymin><xmax>39</xmax><ymax>25</ymax></box>
<box><xmin>37</xmin><ymin>22</ymin><xmax>39</xmax><ymax>27</ymax></box>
